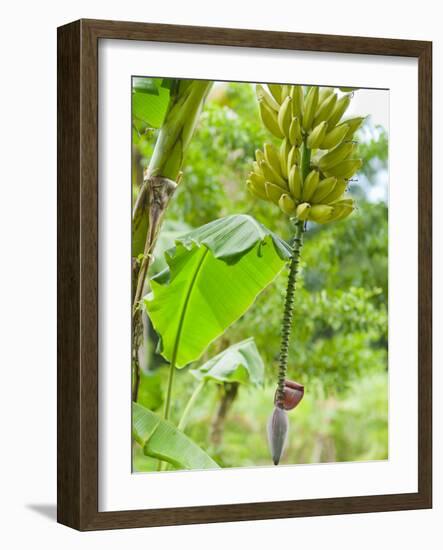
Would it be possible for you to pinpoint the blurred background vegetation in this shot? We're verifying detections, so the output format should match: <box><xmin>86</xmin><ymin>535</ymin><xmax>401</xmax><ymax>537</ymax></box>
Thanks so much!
<box><xmin>132</xmin><ymin>81</ymin><xmax>388</xmax><ymax>470</ymax></box>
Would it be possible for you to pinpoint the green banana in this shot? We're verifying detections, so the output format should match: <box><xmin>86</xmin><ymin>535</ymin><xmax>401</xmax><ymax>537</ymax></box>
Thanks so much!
<box><xmin>307</xmin><ymin>121</ymin><xmax>328</xmax><ymax>149</ymax></box>
<box><xmin>288</xmin><ymin>164</ymin><xmax>302</xmax><ymax>199</ymax></box>
<box><xmin>318</xmin><ymin>142</ymin><xmax>356</xmax><ymax>171</ymax></box>
<box><xmin>331</xmin><ymin>198</ymin><xmax>354</xmax><ymax>208</ymax></box>
<box><xmin>266</xmin><ymin>182</ymin><xmax>286</xmax><ymax>204</ymax></box>
<box><xmin>264</xmin><ymin>143</ymin><xmax>284</xmax><ymax>177</ymax></box>
<box><xmin>290</xmin><ymin>86</ymin><xmax>304</xmax><ymax>118</ymax></box>
<box><xmin>301</xmin><ymin>170</ymin><xmax>320</xmax><ymax>201</ymax></box>
<box><xmin>279</xmin><ymin>138</ymin><xmax>291</xmax><ymax>179</ymax></box>
<box><xmin>313</xmin><ymin>93</ymin><xmax>337</xmax><ymax>125</ymax></box>
<box><xmin>260</xmin><ymin>160</ymin><xmax>288</xmax><ymax>189</ymax></box>
<box><xmin>295</xmin><ymin>202</ymin><xmax>311</xmax><ymax>221</ymax></box>
<box><xmin>318</xmin><ymin>87</ymin><xmax>334</xmax><ymax>103</ymax></box>
<box><xmin>256</xmin><ymin>84</ymin><xmax>280</xmax><ymax>111</ymax></box>
<box><xmin>279</xmin><ymin>194</ymin><xmax>296</xmax><ymax>215</ymax></box>
<box><xmin>278</xmin><ymin>96</ymin><xmax>293</xmax><ymax>137</ymax></box>
<box><xmin>289</xmin><ymin>117</ymin><xmax>303</xmax><ymax>146</ymax></box>
<box><xmin>252</xmin><ymin>161</ymin><xmax>262</xmax><ymax>175</ymax></box>
<box><xmin>259</xmin><ymin>100</ymin><xmax>285</xmax><ymax>138</ymax></box>
<box><xmin>321</xmin><ymin>178</ymin><xmax>347</xmax><ymax>204</ymax></box>
<box><xmin>324</xmin><ymin>158</ymin><xmax>363</xmax><ymax>179</ymax></box>
<box><xmin>255</xmin><ymin>149</ymin><xmax>265</xmax><ymax>164</ymax></box>
<box><xmin>327</xmin><ymin>94</ymin><xmax>351</xmax><ymax>127</ymax></box>
<box><xmin>281</xmin><ymin>85</ymin><xmax>290</xmax><ymax>100</ymax></box>
<box><xmin>320</xmin><ymin>124</ymin><xmax>349</xmax><ymax>150</ymax></box>
<box><xmin>339</xmin><ymin>116</ymin><xmax>366</xmax><ymax>139</ymax></box>
<box><xmin>287</xmin><ymin>145</ymin><xmax>300</xmax><ymax>169</ymax></box>
<box><xmin>249</xmin><ymin>170</ymin><xmax>266</xmax><ymax>187</ymax></box>
<box><xmin>310</xmin><ymin>176</ymin><xmax>337</xmax><ymax>204</ymax></box>
<box><xmin>309</xmin><ymin>204</ymin><xmax>333</xmax><ymax>223</ymax></box>
<box><xmin>268</xmin><ymin>84</ymin><xmax>282</xmax><ymax>104</ymax></box>
<box><xmin>330</xmin><ymin>202</ymin><xmax>354</xmax><ymax>222</ymax></box>
<box><xmin>250</xmin><ymin>170</ymin><xmax>262</xmax><ymax>184</ymax></box>
<box><xmin>247</xmin><ymin>179</ymin><xmax>267</xmax><ymax>200</ymax></box>
<box><xmin>302</xmin><ymin>86</ymin><xmax>319</xmax><ymax>132</ymax></box>
<box><xmin>249</xmin><ymin>83</ymin><xmax>363</xmax><ymax>225</ymax></box>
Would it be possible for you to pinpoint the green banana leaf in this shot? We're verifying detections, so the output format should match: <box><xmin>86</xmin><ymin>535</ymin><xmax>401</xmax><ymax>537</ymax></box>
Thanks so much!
<box><xmin>191</xmin><ymin>338</ymin><xmax>264</xmax><ymax>387</ymax></box>
<box><xmin>132</xmin><ymin>402</ymin><xmax>219</xmax><ymax>470</ymax></box>
<box><xmin>149</xmin><ymin>219</ymin><xmax>191</xmax><ymax>277</ymax></box>
<box><xmin>145</xmin><ymin>214</ymin><xmax>291</xmax><ymax>368</ymax></box>
<box><xmin>132</xmin><ymin>77</ymin><xmax>171</xmax><ymax>129</ymax></box>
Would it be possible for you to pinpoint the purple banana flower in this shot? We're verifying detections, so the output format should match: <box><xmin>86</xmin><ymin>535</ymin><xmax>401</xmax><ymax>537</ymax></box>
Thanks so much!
<box><xmin>269</xmin><ymin>379</ymin><xmax>304</xmax><ymax>464</ymax></box>
<box><xmin>275</xmin><ymin>379</ymin><xmax>304</xmax><ymax>410</ymax></box>
<box><xmin>267</xmin><ymin>406</ymin><xmax>289</xmax><ymax>465</ymax></box>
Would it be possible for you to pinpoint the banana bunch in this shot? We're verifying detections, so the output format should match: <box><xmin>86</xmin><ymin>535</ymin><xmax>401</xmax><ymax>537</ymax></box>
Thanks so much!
<box><xmin>247</xmin><ymin>84</ymin><xmax>365</xmax><ymax>224</ymax></box>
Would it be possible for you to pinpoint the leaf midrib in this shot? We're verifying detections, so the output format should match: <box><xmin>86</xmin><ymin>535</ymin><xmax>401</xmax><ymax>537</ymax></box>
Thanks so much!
<box><xmin>170</xmin><ymin>246</ymin><xmax>210</xmax><ymax>368</ymax></box>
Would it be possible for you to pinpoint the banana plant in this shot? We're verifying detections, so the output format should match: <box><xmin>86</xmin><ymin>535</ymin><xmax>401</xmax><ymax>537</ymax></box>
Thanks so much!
<box><xmin>132</xmin><ymin>78</ymin><xmax>213</xmax><ymax>401</ymax></box>
<box><xmin>248</xmin><ymin>83</ymin><xmax>365</xmax><ymax>464</ymax></box>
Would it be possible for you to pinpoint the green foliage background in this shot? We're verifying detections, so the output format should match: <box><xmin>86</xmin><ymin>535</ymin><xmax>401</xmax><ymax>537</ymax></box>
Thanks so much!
<box><xmin>132</xmin><ymin>81</ymin><xmax>389</xmax><ymax>470</ymax></box>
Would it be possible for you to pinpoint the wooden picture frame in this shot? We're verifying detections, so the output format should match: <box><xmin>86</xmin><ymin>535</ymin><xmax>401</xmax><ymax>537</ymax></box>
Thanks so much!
<box><xmin>57</xmin><ymin>19</ymin><xmax>432</xmax><ymax>530</ymax></box>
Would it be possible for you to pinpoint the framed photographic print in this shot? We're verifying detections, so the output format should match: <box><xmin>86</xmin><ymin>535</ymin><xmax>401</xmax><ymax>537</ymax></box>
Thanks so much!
<box><xmin>57</xmin><ymin>19</ymin><xmax>432</xmax><ymax>530</ymax></box>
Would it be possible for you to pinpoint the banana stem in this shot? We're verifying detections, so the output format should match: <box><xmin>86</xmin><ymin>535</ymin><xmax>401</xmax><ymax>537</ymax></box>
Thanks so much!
<box><xmin>132</xmin><ymin>81</ymin><xmax>213</xmax><ymax>261</ymax></box>
<box><xmin>275</xmin><ymin>140</ymin><xmax>310</xmax><ymax>405</ymax></box>
<box><xmin>132</xmin><ymin>176</ymin><xmax>177</xmax><ymax>319</ymax></box>
<box><xmin>276</xmin><ymin>220</ymin><xmax>304</xmax><ymax>405</ymax></box>
<box><xmin>301</xmin><ymin>143</ymin><xmax>311</xmax><ymax>181</ymax></box>
<box><xmin>163</xmin><ymin>362</ymin><xmax>176</xmax><ymax>422</ymax></box>
<box><xmin>131</xmin><ymin>80</ymin><xmax>213</xmax><ymax>403</ymax></box>
<box><xmin>178</xmin><ymin>380</ymin><xmax>207</xmax><ymax>432</ymax></box>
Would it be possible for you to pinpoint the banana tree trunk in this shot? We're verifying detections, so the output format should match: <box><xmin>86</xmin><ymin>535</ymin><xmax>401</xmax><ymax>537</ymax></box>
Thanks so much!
<box><xmin>132</xmin><ymin>79</ymin><xmax>213</xmax><ymax>402</ymax></box>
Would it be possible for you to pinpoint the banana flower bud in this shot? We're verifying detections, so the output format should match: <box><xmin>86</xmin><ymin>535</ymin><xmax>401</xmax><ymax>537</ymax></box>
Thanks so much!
<box><xmin>275</xmin><ymin>379</ymin><xmax>304</xmax><ymax>410</ymax></box>
<box><xmin>267</xmin><ymin>406</ymin><xmax>289</xmax><ymax>465</ymax></box>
